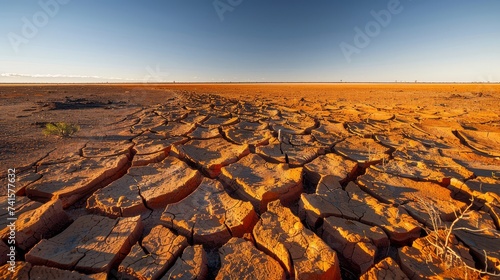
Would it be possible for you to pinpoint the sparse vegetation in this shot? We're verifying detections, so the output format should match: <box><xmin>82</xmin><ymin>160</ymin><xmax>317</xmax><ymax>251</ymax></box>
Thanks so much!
<box><xmin>42</xmin><ymin>122</ymin><xmax>80</xmax><ymax>137</ymax></box>
<box><xmin>419</xmin><ymin>197</ymin><xmax>500</xmax><ymax>278</ymax></box>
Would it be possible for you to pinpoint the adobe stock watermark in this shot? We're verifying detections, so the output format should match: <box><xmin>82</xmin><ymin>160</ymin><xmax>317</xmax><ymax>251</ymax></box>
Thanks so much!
<box><xmin>213</xmin><ymin>0</ymin><xmax>243</xmax><ymax>22</ymax></box>
<box><xmin>7</xmin><ymin>0</ymin><xmax>70</xmax><ymax>53</ymax></box>
<box><xmin>339</xmin><ymin>0</ymin><xmax>405</xmax><ymax>63</ymax></box>
<box><xmin>143</xmin><ymin>64</ymin><xmax>170</xmax><ymax>83</ymax></box>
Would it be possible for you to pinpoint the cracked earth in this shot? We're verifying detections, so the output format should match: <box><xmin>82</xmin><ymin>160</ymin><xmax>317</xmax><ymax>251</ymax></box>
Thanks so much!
<box><xmin>1</xmin><ymin>83</ymin><xmax>499</xmax><ymax>279</ymax></box>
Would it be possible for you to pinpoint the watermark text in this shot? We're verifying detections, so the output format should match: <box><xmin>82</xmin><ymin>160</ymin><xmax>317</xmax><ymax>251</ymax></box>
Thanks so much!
<box><xmin>213</xmin><ymin>0</ymin><xmax>243</xmax><ymax>22</ymax></box>
<box><xmin>340</xmin><ymin>0</ymin><xmax>404</xmax><ymax>63</ymax></box>
<box><xmin>7</xmin><ymin>0</ymin><xmax>70</xmax><ymax>53</ymax></box>
<box><xmin>6</xmin><ymin>168</ymin><xmax>17</xmax><ymax>272</ymax></box>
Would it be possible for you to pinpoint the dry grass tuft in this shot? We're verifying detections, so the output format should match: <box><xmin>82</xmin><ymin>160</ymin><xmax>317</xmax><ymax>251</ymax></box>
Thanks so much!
<box><xmin>43</xmin><ymin>122</ymin><xmax>80</xmax><ymax>137</ymax></box>
<box><xmin>419</xmin><ymin>196</ymin><xmax>500</xmax><ymax>278</ymax></box>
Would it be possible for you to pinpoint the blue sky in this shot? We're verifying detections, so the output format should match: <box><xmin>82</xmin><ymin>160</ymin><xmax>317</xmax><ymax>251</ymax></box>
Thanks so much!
<box><xmin>1</xmin><ymin>0</ymin><xmax>499</xmax><ymax>82</ymax></box>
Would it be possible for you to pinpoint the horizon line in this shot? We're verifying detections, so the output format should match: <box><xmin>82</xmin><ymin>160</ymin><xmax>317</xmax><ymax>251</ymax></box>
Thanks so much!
<box><xmin>1</xmin><ymin>81</ymin><xmax>500</xmax><ymax>85</ymax></box>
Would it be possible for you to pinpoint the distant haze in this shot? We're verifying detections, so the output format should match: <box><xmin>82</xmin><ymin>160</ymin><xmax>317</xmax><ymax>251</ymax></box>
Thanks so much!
<box><xmin>1</xmin><ymin>0</ymin><xmax>499</xmax><ymax>83</ymax></box>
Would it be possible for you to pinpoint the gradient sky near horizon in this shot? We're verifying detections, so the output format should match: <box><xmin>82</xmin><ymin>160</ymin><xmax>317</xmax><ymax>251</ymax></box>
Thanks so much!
<box><xmin>1</xmin><ymin>0</ymin><xmax>499</xmax><ymax>83</ymax></box>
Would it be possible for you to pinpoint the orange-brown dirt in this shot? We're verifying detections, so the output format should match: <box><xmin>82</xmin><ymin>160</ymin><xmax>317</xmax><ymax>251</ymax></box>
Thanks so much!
<box><xmin>0</xmin><ymin>83</ymin><xmax>499</xmax><ymax>279</ymax></box>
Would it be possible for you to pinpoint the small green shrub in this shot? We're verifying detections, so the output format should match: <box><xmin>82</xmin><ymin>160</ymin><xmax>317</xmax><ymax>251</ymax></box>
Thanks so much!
<box><xmin>43</xmin><ymin>122</ymin><xmax>80</xmax><ymax>137</ymax></box>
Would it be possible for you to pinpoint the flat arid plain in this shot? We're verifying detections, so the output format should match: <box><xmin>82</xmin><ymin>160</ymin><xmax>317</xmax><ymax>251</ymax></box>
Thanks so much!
<box><xmin>1</xmin><ymin>83</ymin><xmax>499</xmax><ymax>279</ymax></box>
